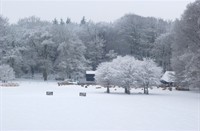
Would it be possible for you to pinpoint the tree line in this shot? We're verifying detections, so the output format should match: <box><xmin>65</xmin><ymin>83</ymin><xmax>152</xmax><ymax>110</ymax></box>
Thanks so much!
<box><xmin>0</xmin><ymin>15</ymin><xmax>169</xmax><ymax>80</ymax></box>
<box><xmin>0</xmin><ymin>0</ymin><xmax>199</xmax><ymax>89</ymax></box>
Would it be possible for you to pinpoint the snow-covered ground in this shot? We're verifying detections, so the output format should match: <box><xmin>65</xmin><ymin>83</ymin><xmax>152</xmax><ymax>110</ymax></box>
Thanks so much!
<box><xmin>0</xmin><ymin>80</ymin><xmax>199</xmax><ymax>131</ymax></box>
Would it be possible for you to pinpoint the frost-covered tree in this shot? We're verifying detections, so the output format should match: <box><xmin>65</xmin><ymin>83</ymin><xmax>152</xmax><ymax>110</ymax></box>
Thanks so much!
<box><xmin>60</xmin><ymin>18</ymin><xmax>65</xmax><ymax>25</ymax></box>
<box><xmin>172</xmin><ymin>0</ymin><xmax>200</xmax><ymax>89</ymax></box>
<box><xmin>96</xmin><ymin>56</ymin><xmax>162</xmax><ymax>94</ymax></box>
<box><xmin>0</xmin><ymin>15</ymin><xmax>9</xmax><ymax>37</ymax></box>
<box><xmin>0</xmin><ymin>14</ymin><xmax>170</xmax><ymax>81</ymax></box>
<box><xmin>95</xmin><ymin>62</ymin><xmax>114</xmax><ymax>93</ymax></box>
<box><xmin>40</xmin><ymin>33</ymin><xmax>55</xmax><ymax>81</ymax></box>
<box><xmin>50</xmin><ymin>21</ymin><xmax>88</xmax><ymax>79</ymax></box>
<box><xmin>0</xmin><ymin>16</ymin><xmax>24</xmax><ymax>76</ymax></box>
<box><xmin>105</xmin><ymin>50</ymin><xmax>118</xmax><ymax>61</ymax></box>
<box><xmin>153</xmin><ymin>33</ymin><xmax>174</xmax><ymax>71</ymax></box>
<box><xmin>66</xmin><ymin>18</ymin><xmax>71</xmax><ymax>24</ymax></box>
<box><xmin>114</xmin><ymin>14</ymin><xmax>170</xmax><ymax>59</ymax></box>
<box><xmin>57</xmin><ymin>39</ymin><xmax>87</xmax><ymax>78</ymax></box>
<box><xmin>0</xmin><ymin>64</ymin><xmax>15</xmax><ymax>82</ymax></box>
<box><xmin>136</xmin><ymin>59</ymin><xmax>162</xmax><ymax>94</ymax></box>
<box><xmin>53</xmin><ymin>18</ymin><xmax>58</xmax><ymax>25</ymax></box>
<box><xmin>10</xmin><ymin>16</ymin><xmax>53</xmax><ymax>79</ymax></box>
<box><xmin>80</xmin><ymin>16</ymin><xmax>86</xmax><ymax>25</ymax></box>
<box><xmin>0</xmin><ymin>16</ymin><xmax>9</xmax><ymax>64</ymax></box>
<box><xmin>111</xmin><ymin>56</ymin><xmax>139</xmax><ymax>94</ymax></box>
<box><xmin>55</xmin><ymin>34</ymin><xmax>88</xmax><ymax>79</ymax></box>
<box><xmin>21</xmin><ymin>25</ymin><xmax>55</xmax><ymax>80</ymax></box>
<box><xmin>78</xmin><ymin>22</ymin><xmax>106</xmax><ymax>70</ymax></box>
<box><xmin>87</xmin><ymin>36</ymin><xmax>105</xmax><ymax>70</ymax></box>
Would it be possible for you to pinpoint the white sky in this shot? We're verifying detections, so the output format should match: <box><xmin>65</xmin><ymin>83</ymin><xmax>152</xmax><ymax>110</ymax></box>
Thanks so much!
<box><xmin>0</xmin><ymin>0</ymin><xmax>196</xmax><ymax>24</ymax></box>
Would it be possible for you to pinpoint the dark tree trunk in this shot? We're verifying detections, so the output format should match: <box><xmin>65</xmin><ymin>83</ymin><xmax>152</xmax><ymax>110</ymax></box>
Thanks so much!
<box><xmin>144</xmin><ymin>87</ymin><xmax>149</xmax><ymax>95</ymax></box>
<box><xmin>43</xmin><ymin>69</ymin><xmax>47</xmax><ymax>81</ymax></box>
<box><xmin>31</xmin><ymin>66</ymin><xmax>34</xmax><ymax>78</ymax></box>
<box><xmin>144</xmin><ymin>87</ymin><xmax>146</xmax><ymax>94</ymax></box>
<box><xmin>106</xmin><ymin>86</ymin><xmax>110</xmax><ymax>93</ymax></box>
<box><xmin>127</xmin><ymin>89</ymin><xmax>131</xmax><ymax>94</ymax></box>
<box><xmin>125</xmin><ymin>87</ymin><xmax>130</xmax><ymax>94</ymax></box>
<box><xmin>146</xmin><ymin>88</ymin><xmax>149</xmax><ymax>94</ymax></box>
<box><xmin>125</xmin><ymin>88</ymin><xmax>128</xmax><ymax>94</ymax></box>
<box><xmin>43</xmin><ymin>45</ymin><xmax>48</xmax><ymax>81</ymax></box>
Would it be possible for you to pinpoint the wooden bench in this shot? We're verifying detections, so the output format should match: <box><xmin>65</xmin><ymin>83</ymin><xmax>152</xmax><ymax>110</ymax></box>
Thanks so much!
<box><xmin>46</xmin><ymin>91</ymin><xmax>53</xmax><ymax>95</ymax></box>
<box><xmin>79</xmin><ymin>92</ymin><xmax>86</xmax><ymax>97</ymax></box>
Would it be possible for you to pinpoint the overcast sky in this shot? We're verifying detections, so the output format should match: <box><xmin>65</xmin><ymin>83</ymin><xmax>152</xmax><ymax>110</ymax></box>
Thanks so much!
<box><xmin>0</xmin><ymin>0</ymin><xmax>196</xmax><ymax>24</ymax></box>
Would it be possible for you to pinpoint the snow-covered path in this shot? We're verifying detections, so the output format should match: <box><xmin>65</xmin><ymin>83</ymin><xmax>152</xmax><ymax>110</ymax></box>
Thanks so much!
<box><xmin>0</xmin><ymin>81</ymin><xmax>199</xmax><ymax>130</ymax></box>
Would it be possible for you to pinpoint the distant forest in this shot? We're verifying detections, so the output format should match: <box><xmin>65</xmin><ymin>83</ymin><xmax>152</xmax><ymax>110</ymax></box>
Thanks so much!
<box><xmin>0</xmin><ymin>0</ymin><xmax>199</xmax><ymax>88</ymax></box>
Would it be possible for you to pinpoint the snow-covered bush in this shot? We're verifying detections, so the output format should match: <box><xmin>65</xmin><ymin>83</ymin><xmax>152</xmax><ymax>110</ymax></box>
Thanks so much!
<box><xmin>0</xmin><ymin>64</ymin><xmax>15</xmax><ymax>82</ymax></box>
<box><xmin>96</xmin><ymin>56</ymin><xmax>162</xmax><ymax>94</ymax></box>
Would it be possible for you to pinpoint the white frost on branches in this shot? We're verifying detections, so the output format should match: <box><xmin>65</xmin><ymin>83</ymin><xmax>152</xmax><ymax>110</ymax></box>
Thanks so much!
<box><xmin>0</xmin><ymin>64</ymin><xmax>15</xmax><ymax>82</ymax></box>
<box><xmin>95</xmin><ymin>56</ymin><xmax>162</xmax><ymax>94</ymax></box>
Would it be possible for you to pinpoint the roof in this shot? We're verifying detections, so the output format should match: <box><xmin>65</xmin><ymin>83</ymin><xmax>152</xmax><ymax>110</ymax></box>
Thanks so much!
<box><xmin>160</xmin><ymin>71</ymin><xmax>175</xmax><ymax>83</ymax></box>
<box><xmin>86</xmin><ymin>71</ymin><xmax>95</xmax><ymax>75</ymax></box>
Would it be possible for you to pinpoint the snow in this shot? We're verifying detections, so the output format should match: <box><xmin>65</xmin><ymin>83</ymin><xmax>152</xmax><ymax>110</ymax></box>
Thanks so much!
<box><xmin>161</xmin><ymin>71</ymin><xmax>175</xmax><ymax>83</ymax></box>
<box><xmin>0</xmin><ymin>80</ymin><xmax>199</xmax><ymax>130</ymax></box>
<box><xmin>86</xmin><ymin>71</ymin><xmax>95</xmax><ymax>74</ymax></box>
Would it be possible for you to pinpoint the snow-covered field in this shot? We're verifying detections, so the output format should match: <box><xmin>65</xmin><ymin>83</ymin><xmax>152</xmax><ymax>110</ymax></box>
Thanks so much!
<box><xmin>0</xmin><ymin>80</ymin><xmax>199</xmax><ymax>131</ymax></box>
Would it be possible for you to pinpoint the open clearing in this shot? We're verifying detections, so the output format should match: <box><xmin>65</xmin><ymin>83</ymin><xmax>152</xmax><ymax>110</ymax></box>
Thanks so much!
<box><xmin>0</xmin><ymin>81</ymin><xmax>199</xmax><ymax>131</ymax></box>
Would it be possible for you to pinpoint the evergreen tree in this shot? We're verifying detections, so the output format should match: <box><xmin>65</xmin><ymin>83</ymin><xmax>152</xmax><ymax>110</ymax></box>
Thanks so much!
<box><xmin>66</xmin><ymin>18</ymin><xmax>71</xmax><ymax>24</ymax></box>
<box><xmin>60</xmin><ymin>18</ymin><xmax>65</xmax><ymax>25</ymax></box>
<box><xmin>53</xmin><ymin>18</ymin><xmax>58</xmax><ymax>25</ymax></box>
<box><xmin>80</xmin><ymin>16</ymin><xmax>86</xmax><ymax>25</ymax></box>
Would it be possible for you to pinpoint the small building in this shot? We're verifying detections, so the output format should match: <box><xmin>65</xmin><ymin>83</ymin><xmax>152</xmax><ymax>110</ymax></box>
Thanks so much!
<box><xmin>86</xmin><ymin>71</ymin><xmax>95</xmax><ymax>81</ymax></box>
<box><xmin>160</xmin><ymin>71</ymin><xmax>175</xmax><ymax>86</ymax></box>
<box><xmin>78</xmin><ymin>71</ymin><xmax>96</xmax><ymax>85</ymax></box>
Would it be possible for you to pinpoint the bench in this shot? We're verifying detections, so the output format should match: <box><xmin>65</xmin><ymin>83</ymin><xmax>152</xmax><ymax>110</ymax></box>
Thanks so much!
<box><xmin>79</xmin><ymin>92</ymin><xmax>86</xmax><ymax>97</ymax></box>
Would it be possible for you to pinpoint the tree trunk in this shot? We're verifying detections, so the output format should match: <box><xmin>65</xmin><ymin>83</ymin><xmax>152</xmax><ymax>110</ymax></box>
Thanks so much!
<box><xmin>125</xmin><ymin>88</ymin><xmax>128</xmax><ymax>94</ymax></box>
<box><xmin>43</xmin><ymin>69</ymin><xmax>47</xmax><ymax>81</ymax></box>
<box><xmin>106</xmin><ymin>86</ymin><xmax>110</xmax><ymax>93</ymax></box>
<box><xmin>31</xmin><ymin>66</ymin><xmax>34</xmax><ymax>78</ymax></box>
<box><xmin>144</xmin><ymin>87</ymin><xmax>149</xmax><ymax>95</ymax></box>
<box><xmin>146</xmin><ymin>88</ymin><xmax>149</xmax><ymax>95</ymax></box>
<box><xmin>125</xmin><ymin>87</ymin><xmax>130</xmax><ymax>94</ymax></box>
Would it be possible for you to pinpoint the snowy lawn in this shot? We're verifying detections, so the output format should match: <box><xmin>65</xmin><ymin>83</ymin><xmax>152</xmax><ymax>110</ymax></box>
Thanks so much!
<box><xmin>0</xmin><ymin>80</ymin><xmax>199</xmax><ymax>131</ymax></box>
